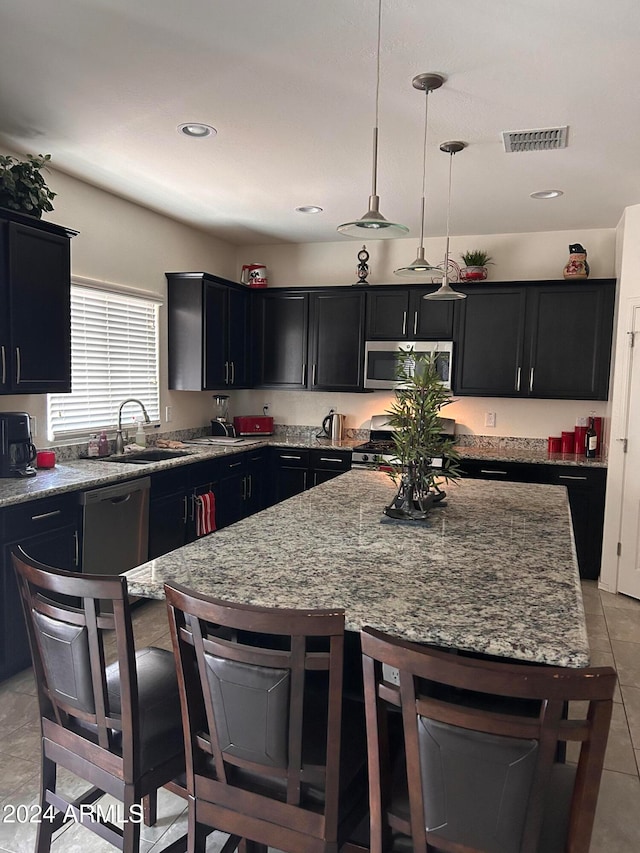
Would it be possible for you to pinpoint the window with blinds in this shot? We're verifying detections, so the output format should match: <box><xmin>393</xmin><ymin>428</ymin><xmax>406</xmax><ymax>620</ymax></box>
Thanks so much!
<box><xmin>48</xmin><ymin>284</ymin><xmax>160</xmax><ymax>440</ymax></box>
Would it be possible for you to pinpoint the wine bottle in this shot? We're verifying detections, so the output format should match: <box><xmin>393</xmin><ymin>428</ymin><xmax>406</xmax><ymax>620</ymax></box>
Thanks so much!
<box><xmin>585</xmin><ymin>416</ymin><xmax>597</xmax><ymax>458</ymax></box>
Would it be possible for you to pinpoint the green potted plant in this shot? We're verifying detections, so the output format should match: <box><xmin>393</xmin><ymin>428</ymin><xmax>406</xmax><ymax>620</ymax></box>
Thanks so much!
<box><xmin>384</xmin><ymin>348</ymin><xmax>461</xmax><ymax>521</ymax></box>
<box><xmin>0</xmin><ymin>153</ymin><xmax>56</xmax><ymax>218</ymax></box>
<box><xmin>460</xmin><ymin>249</ymin><xmax>493</xmax><ymax>281</ymax></box>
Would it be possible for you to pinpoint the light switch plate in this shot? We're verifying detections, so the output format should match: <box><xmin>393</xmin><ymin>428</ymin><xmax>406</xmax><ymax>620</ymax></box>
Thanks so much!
<box><xmin>484</xmin><ymin>411</ymin><xmax>496</xmax><ymax>428</ymax></box>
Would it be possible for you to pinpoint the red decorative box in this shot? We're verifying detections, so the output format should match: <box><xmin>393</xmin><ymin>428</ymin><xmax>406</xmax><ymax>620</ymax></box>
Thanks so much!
<box><xmin>233</xmin><ymin>416</ymin><xmax>274</xmax><ymax>436</ymax></box>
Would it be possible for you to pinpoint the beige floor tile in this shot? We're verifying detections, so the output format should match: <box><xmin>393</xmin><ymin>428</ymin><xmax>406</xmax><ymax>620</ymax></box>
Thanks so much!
<box><xmin>621</xmin><ymin>685</ymin><xmax>640</xmax><ymax>749</ymax></box>
<box><xmin>567</xmin><ymin>702</ymin><xmax>637</xmax><ymax>775</ymax></box>
<box><xmin>611</xmin><ymin>640</ymin><xmax>640</xmax><ymax>689</ymax></box>
<box><xmin>0</xmin><ymin>777</ymin><xmax>73</xmax><ymax>853</ymax></box>
<box><xmin>0</xmin><ymin>723</ymin><xmax>40</xmax><ymax>763</ymax></box>
<box><xmin>0</xmin><ymin>752</ymin><xmax>39</xmax><ymax>799</ymax></box>
<box><xmin>589</xmin><ymin>633</ymin><xmax>613</xmax><ymax>653</ymax></box>
<box><xmin>600</xmin><ymin>590</ymin><xmax>640</xmax><ymax>611</ymax></box>
<box><xmin>586</xmin><ymin>612</ymin><xmax>609</xmax><ymax>640</ymax></box>
<box><xmin>605</xmin><ymin>608</ymin><xmax>640</xmax><ymax>643</ymax></box>
<box><xmin>0</xmin><ymin>668</ymin><xmax>36</xmax><ymax>697</ymax></box>
<box><xmin>0</xmin><ymin>692</ymin><xmax>39</xmax><ymax>736</ymax></box>
<box><xmin>590</xmin><ymin>769</ymin><xmax>640</xmax><ymax>852</ymax></box>
<box><xmin>583</xmin><ymin>593</ymin><xmax>604</xmax><ymax>615</ymax></box>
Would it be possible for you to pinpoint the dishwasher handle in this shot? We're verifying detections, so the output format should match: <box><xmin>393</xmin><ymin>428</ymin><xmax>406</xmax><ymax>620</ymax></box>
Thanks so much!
<box><xmin>79</xmin><ymin>476</ymin><xmax>151</xmax><ymax>505</ymax></box>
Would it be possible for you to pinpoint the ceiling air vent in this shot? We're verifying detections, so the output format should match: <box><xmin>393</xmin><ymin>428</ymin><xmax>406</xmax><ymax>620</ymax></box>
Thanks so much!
<box><xmin>502</xmin><ymin>126</ymin><xmax>568</xmax><ymax>153</ymax></box>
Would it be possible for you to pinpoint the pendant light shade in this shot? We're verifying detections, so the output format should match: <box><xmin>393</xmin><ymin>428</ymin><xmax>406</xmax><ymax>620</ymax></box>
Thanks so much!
<box><xmin>395</xmin><ymin>73</ymin><xmax>444</xmax><ymax>276</ymax></box>
<box><xmin>424</xmin><ymin>141</ymin><xmax>468</xmax><ymax>301</ymax></box>
<box><xmin>337</xmin><ymin>0</ymin><xmax>408</xmax><ymax>239</ymax></box>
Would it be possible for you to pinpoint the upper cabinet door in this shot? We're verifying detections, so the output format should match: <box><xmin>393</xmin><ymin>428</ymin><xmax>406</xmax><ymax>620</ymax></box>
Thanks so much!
<box><xmin>366</xmin><ymin>289</ymin><xmax>410</xmax><ymax>339</ymax></box>
<box><xmin>226</xmin><ymin>286</ymin><xmax>249</xmax><ymax>388</ymax></box>
<box><xmin>409</xmin><ymin>287</ymin><xmax>455</xmax><ymax>339</ymax></box>
<box><xmin>454</xmin><ymin>286</ymin><xmax>528</xmax><ymax>396</ymax></box>
<box><xmin>309</xmin><ymin>291</ymin><xmax>365</xmax><ymax>391</ymax></box>
<box><xmin>252</xmin><ymin>291</ymin><xmax>309</xmax><ymax>388</ymax></box>
<box><xmin>2</xmin><ymin>219</ymin><xmax>73</xmax><ymax>394</ymax></box>
<box><xmin>526</xmin><ymin>282</ymin><xmax>615</xmax><ymax>399</ymax></box>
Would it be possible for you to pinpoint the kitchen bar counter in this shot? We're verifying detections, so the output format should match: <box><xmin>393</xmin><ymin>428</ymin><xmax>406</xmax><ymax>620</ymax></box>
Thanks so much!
<box><xmin>125</xmin><ymin>469</ymin><xmax>589</xmax><ymax>668</ymax></box>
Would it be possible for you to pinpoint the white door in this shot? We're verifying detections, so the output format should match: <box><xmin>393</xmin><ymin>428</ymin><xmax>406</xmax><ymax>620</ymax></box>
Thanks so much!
<box><xmin>617</xmin><ymin>304</ymin><xmax>640</xmax><ymax>597</ymax></box>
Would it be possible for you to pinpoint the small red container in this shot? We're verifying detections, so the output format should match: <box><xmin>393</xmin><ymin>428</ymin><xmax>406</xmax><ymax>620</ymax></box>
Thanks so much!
<box><xmin>547</xmin><ymin>436</ymin><xmax>562</xmax><ymax>454</ymax></box>
<box><xmin>233</xmin><ymin>416</ymin><xmax>274</xmax><ymax>436</ymax></box>
<box><xmin>561</xmin><ymin>431</ymin><xmax>575</xmax><ymax>454</ymax></box>
<box><xmin>574</xmin><ymin>425</ymin><xmax>588</xmax><ymax>453</ymax></box>
<box><xmin>36</xmin><ymin>450</ymin><xmax>56</xmax><ymax>469</ymax></box>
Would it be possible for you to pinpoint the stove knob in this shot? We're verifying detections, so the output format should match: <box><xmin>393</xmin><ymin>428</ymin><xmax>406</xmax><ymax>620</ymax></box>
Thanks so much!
<box><xmin>362</xmin><ymin>453</ymin><xmax>369</xmax><ymax>462</ymax></box>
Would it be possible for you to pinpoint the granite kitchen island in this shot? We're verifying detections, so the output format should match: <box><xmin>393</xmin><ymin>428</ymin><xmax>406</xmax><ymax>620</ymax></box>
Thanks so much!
<box><xmin>125</xmin><ymin>468</ymin><xmax>589</xmax><ymax>668</ymax></box>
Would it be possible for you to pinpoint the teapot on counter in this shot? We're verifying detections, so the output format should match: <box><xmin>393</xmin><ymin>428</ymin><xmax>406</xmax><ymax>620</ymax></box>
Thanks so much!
<box><xmin>321</xmin><ymin>411</ymin><xmax>346</xmax><ymax>442</ymax></box>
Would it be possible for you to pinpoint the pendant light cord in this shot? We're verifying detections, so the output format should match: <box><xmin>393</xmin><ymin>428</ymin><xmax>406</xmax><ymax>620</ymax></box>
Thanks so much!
<box><xmin>371</xmin><ymin>0</ymin><xmax>382</xmax><ymax>199</ymax></box>
<box><xmin>419</xmin><ymin>87</ymin><xmax>430</xmax><ymax>248</ymax></box>
<box><xmin>442</xmin><ymin>148</ymin><xmax>454</xmax><ymax>281</ymax></box>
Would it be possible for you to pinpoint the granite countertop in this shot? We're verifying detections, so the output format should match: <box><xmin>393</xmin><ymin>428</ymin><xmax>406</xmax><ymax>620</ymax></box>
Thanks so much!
<box><xmin>0</xmin><ymin>433</ymin><xmax>605</xmax><ymax>509</ymax></box>
<box><xmin>125</xmin><ymin>469</ymin><xmax>589</xmax><ymax>669</ymax></box>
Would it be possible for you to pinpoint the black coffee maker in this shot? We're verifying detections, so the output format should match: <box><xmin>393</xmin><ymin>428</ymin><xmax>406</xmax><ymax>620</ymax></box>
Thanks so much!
<box><xmin>0</xmin><ymin>412</ymin><xmax>37</xmax><ymax>477</ymax></box>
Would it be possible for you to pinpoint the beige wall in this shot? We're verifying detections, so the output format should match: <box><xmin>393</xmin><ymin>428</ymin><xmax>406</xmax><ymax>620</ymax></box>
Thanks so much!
<box><xmin>0</xmin><ymin>154</ymin><xmax>237</xmax><ymax>443</ymax></box>
<box><xmin>234</xmin><ymin>227</ymin><xmax>616</xmax><ymax>439</ymax></box>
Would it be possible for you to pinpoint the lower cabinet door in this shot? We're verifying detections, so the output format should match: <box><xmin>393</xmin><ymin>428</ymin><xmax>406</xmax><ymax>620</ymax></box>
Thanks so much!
<box><xmin>275</xmin><ymin>467</ymin><xmax>308</xmax><ymax>502</ymax></box>
<box><xmin>149</xmin><ymin>491</ymin><xmax>188</xmax><ymax>558</ymax></box>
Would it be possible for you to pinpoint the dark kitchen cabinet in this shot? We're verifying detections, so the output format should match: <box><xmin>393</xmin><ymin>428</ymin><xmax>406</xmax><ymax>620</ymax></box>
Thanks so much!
<box><xmin>0</xmin><ymin>210</ymin><xmax>76</xmax><ymax>394</ymax></box>
<box><xmin>253</xmin><ymin>287</ymin><xmax>366</xmax><ymax>392</ymax></box>
<box><xmin>252</xmin><ymin>291</ymin><xmax>308</xmax><ymax>388</ymax></box>
<box><xmin>217</xmin><ymin>450</ymin><xmax>269</xmax><ymax>527</ymax></box>
<box><xmin>454</xmin><ymin>280</ymin><xmax>615</xmax><ymax>400</ymax></box>
<box><xmin>167</xmin><ymin>272</ymin><xmax>250</xmax><ymax>391</ymax></box>
<box><xmin>148</xmin><ymin>467</ymin><xmax>191</xmax><ymax>558</ymax></box>
<box><xmin>366</xmin><ymin>286</ymin><xmax>454</xmax><ymax>340</ymax></box>
<box><xmin>309</xmin><ymin>291</ymin><xmax>365</xmax><ymax>390</ymax></box>
<box><xmin>459</xmin><ymin>458</ymin><xmax>606</xmax><ymax>579</ymax></box>
<box><xmin>270</xmin><ymin>447</ymin><xmax>352</xmax><ymax>501</ymax></box>
<box><xmin>0</xmin><ymin>493</ymin><xmax>80</xmax><ymax>681</ymax></box>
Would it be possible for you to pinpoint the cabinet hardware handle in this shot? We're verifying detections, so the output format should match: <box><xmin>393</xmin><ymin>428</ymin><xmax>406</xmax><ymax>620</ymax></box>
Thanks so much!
<box><xmin>313</xmin><ymin>472</ymin><xmax>318</xmax><ymax>487</ymax></box>
<box><xmin>319</xmin><ymin>457</ymin><xmax>343</xmax><ymax>463</ymax></box>
<box><xmin>15</xmin><ymin>347</ymin><xmax>20</xmax><ymax>385</ymax></box>
<box><xmin>74</xmin><ymin>530</ymin><xmax>79</xmax><ymax>567</ymax></box>
<box><xmin>231</xmin><ymin>361</ymin><xmax>235</xmax><ymax>385</ymax></box>
<box><xmin>558</xmin><ymin>475</ymin><xmax>588</xmax><ymax>481</ymax></box>
<box><xmin>515</xmin><ymin>367</ymin><xmax>521</xmax><ymax>392</ymax></box>
<box><xmin>183</xmin><ymin>495</ymin><xmax>188</xmax><ymax>524</ymax></box>
<box><xmin>224</xmin><ymin>361</ymin><xmax>229</xmax><ymax>384</ymax></box>
<box><xmin>242</xmin><ymin>476</ymin><xmax>247</xmax><ymax>500</ymax></box>
<box><xmin>280</xmin><ymin>454</ymin><xmax>302</xmax><ymax>460</ymax></box>
<box><xmin>402</xmin><ymin>311</ymin><xmax>407</xmax><ymax>336</ymax></box>
<box><xmin>229</xmin><ymin>461</ymin><xmax>242</xmax><ymax>468</ymax></box>
<box><xmin>479</xmin><ymin>469</ymin><xmax>508</xmax><ymax>475</ymax></box>
<box><xmin>303</xmin><ymin>471</ymin><xmax>307</xmax><ymax>490</ymax></box>
<box><xmin>529</xmin><ymin>367</ymin><xmax>534</xmax><ymax>392</ymax></box>
<box><xmin>302</xmin><ymin>363</ymin><xmax>307</xmax><ymax>385</ymax></box>
<box><xmin>312</xmin><ymin>364</ymin><xmax>317</xmax><ymax>385</ymax></box>
<box><xmin>31</xmin><ymin>509</ymin><xmax>63</xmax><ymax>521</ymax></box>
<box><xmin>248</xmin><ymin>474</ymin><xmax>252</xmax><ymax>498</ymax></box>
<box><xmin>1</xmin><ymin>346</ymin><xmax>5</xmax><ymax>385</ymax></box>
<box><xmin>413</xmin><ymin>311</ymin><xmax>418</xmax><ymax>336</ymax></box>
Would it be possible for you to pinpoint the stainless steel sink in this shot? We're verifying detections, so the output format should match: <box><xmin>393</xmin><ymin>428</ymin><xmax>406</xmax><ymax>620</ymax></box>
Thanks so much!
<box><xmin>96</xmin><ymin>448</ymin><xmax>192</xmax><ymax>464</ymax></box>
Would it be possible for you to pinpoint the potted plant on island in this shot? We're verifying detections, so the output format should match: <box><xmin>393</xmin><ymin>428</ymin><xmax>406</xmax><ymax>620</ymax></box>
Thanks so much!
<box><xmin>0</xmin><ymin>153</ymin><xmax>56</xmax><ymax>218</ymax></box>
<box><xmin>460</xmin><ymin>249</ymin><xmax>493</xmax><ymax>281</ymax></box>
<box><xmin>383</xmin><ymin>348</ymin><xmax>461</xmax><ymax>521</ymax></box>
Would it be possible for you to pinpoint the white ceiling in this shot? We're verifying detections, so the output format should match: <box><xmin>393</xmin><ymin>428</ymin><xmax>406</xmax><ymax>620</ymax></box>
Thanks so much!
<box><xmin>1</xmin><ymin>0</ymin><xmax>639</xmax><ymax>246</ymax></box>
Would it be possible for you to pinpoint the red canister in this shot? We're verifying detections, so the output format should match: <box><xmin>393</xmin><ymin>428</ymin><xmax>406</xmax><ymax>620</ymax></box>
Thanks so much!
<box><xmin>561</xmin><ymin>431</ymin><xmax>575</xmax><ymax>454</ymax></box>
<box><xmin>36</xmin><ymin>450</ymin><xmax>56</xmax><ymax>469</ymax></box>
<box><xmin>574</xmin><ymin>425</ymin><xmax>588</xmax><ymax>453</ymax></box>
<box><xmin>547</xmin><ymin>436</ymin><xmax>562</xmax><ymax>454</ymax></box>
<box><xmin>241</xmin><ymin>264</ymin><xmax>268</xmax><ymax>288</ymax></box>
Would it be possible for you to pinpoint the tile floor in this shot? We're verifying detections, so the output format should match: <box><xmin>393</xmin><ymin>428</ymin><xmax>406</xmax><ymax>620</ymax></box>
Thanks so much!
<box><xmin>1</xmin><ymin>582</ymin><xmax>639</xmax><ymax>852</ymax></box>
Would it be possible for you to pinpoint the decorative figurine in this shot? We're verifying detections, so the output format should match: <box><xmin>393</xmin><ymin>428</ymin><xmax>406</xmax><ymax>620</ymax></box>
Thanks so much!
<box><xmin>563</xmin><ymin>243</ymin><xmax>590</xmax><ymax>280</ymax></box>
<box><xmin>355</xmin><ymin>245</ymin><xmax>370</xmax><ymax>284</ymax></box>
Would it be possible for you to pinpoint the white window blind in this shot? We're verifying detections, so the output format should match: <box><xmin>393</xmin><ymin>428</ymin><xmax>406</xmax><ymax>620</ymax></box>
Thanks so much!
<box><xmin>48</xmin><ymin>284</ymin><xmax>160</xmax><ymax>439</ymax></box>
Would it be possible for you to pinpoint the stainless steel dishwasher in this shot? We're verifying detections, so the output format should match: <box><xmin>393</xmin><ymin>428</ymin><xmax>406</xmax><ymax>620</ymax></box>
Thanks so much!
<box><xmin>79</xmin><ymin>477</ymin><xmax>151</xmax><ymax>575</ymax></box>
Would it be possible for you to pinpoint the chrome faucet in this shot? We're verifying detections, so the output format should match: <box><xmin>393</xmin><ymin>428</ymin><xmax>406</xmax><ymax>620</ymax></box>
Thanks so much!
<box><xmin>115</xmin><ymin>399</ymin><xmax>151</xmax><ymax>454</ymax></box>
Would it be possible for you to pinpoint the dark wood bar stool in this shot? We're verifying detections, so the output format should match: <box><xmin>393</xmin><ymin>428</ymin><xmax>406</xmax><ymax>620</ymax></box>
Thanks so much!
<box><xmin>164</xmin><ymin>582</ymin><xmax>369</xmax><ymax>853</ymax></box>
<box><xmin>11</xmin><ymin>546</ymin><xmax>187</xmax><ymax>853</ymax></box>
<box><xmin>357</xmin><ymin>626</ymin><xmax>617</xmax><ymax>853</ymax></box>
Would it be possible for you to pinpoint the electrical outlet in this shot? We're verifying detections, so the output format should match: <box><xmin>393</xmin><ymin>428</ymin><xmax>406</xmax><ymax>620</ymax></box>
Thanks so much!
<box><xmin>485</xmin><ymin>411</ymin><xmax>496</xmax><ymax>428</ymax></box>
<box><xmin>165</xmin><ymin>406</ymin><xmax>172</xmax><ymax>423</ymax></box>
<box><xmin>382</xmin><ymin>664</ymin><xmax>400</xmax><ymax>686</ymax></box>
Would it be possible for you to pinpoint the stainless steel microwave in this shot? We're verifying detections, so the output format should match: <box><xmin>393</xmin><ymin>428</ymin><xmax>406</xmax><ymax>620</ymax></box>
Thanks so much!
<box><xmin>364</xmin><ymin>341</ymin><xmax>453</xmax><ymax>390</ymax></box>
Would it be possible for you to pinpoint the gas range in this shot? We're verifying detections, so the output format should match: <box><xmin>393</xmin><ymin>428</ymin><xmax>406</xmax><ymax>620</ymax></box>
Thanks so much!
<box><xmin>351</xmin><ymin>414</ymin><xmax>455</xmax><ymax>468</ymax></box>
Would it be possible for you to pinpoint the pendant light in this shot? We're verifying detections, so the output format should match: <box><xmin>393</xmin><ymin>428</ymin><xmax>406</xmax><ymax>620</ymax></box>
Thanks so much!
<box><xmin>424</xmin><ymin>141</ymin><xmax>468</xmax><ymax>301</ymax></box>
<box><xmin>394</xmin><ymin>73</ymin><xmax>444</xmax><ymax>276</ymax></box>
<box><xmin>337</xmin><ymin>0</ymin><xmax>408</xmax><ymax>238</ymax></box>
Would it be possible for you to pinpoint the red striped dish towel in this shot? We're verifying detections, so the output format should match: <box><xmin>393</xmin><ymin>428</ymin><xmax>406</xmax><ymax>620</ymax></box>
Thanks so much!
<box><xmin>195</xmin><ymin>491</ymin><xmax>216</xmax><ymax>537</ymax></box>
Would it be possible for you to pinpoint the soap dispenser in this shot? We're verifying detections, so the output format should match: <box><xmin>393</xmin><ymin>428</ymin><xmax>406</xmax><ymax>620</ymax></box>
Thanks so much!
<box><xmin>135</xmin><ymin>418</ymin><xmax>146</xmax><ymax>447</ymax></box>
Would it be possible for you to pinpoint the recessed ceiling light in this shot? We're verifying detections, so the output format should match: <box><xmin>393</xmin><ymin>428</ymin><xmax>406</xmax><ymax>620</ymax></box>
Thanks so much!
<box><xmin>177</xmin><ymin>123</ymin><xmax>217</xmax><ymax>138</ymax></box>
<box><xmin>296</xmin><ymin>205</ymin><xmax>323</xmax><ymax>214</ymax></box>
<box><xmin>530</xmin><ymin>189</ymin><xmax>563</xmax><ymax>199</ymax></box>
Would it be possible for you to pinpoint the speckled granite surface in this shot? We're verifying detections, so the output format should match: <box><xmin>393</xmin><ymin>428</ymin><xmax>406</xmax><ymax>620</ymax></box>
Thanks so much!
<box><xmin>125</xmin><ymin>469</ymin><xmax>589</xmax><ymax>668</ymax></box>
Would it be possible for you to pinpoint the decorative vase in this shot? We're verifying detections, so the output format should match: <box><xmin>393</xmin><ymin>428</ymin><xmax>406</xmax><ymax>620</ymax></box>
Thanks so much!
<box><xmin>563</xmin><ymin>243</ymin><xmax>590</xmax><ymax>280</ymax></box>
<box><xmin>460</xmin><ymin>265</ymin><xmax>487</xmax><ymax>282</ymax></box>
<box><xmin>384</xmin><ymin>462</ymin><xmax>437</xmax><ymax>521</ymax></box>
